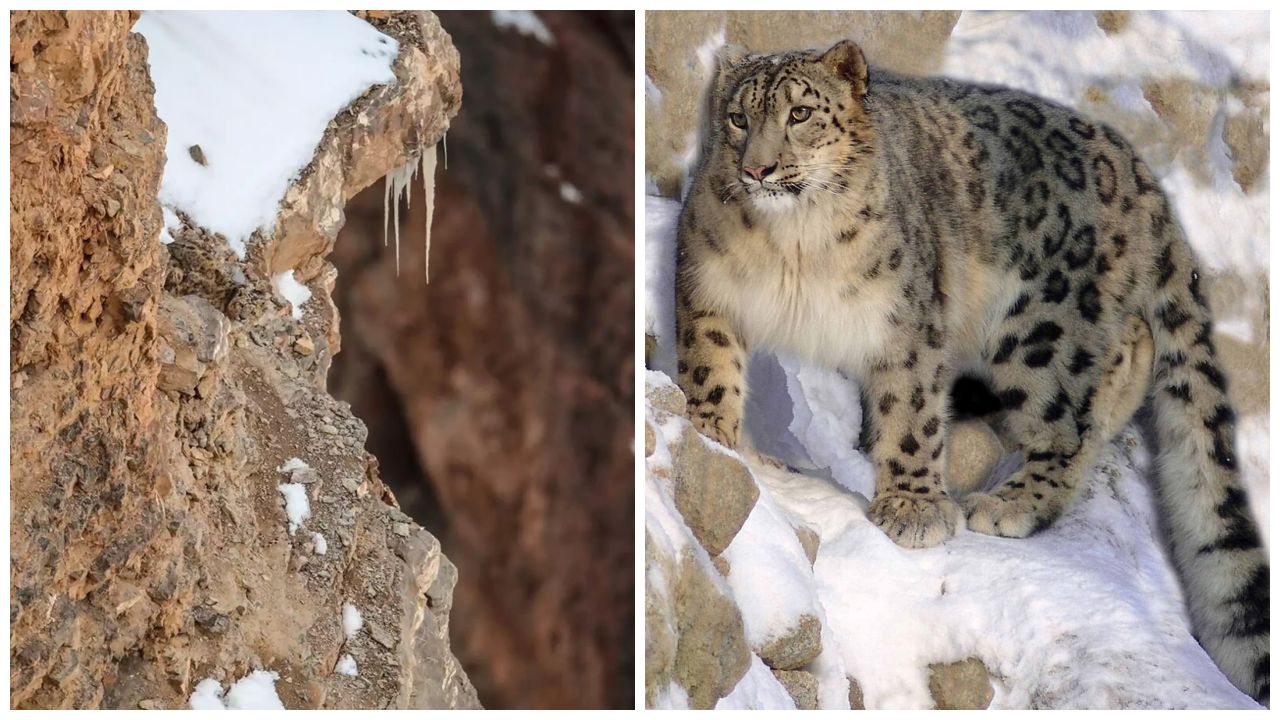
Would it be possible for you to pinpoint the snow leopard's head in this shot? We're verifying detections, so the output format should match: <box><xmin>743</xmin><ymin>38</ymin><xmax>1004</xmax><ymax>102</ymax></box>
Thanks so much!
<box><xmin>710</xmin><ymin>40</ymin><xmax>875</xmax><ymax>213</ymax></box>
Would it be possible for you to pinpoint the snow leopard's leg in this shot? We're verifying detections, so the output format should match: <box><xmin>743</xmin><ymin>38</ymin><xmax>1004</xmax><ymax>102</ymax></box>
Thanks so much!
<box><xmin>673</xmin><ymin>283</ymin><xmax>748</xmax><ymax>449</ymax></box>
<box><xmin>963</xmin><ymin>298</ymin><xmax>1114</xmax><ymax>537</ymax></box>
<box><xmin>861</xmin><ymin>341</ymin><xmax>964</xmax><ymax>549</ymax></box>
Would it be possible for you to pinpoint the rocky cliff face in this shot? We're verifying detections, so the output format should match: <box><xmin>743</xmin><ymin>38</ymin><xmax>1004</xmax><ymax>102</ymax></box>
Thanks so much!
<box><xmin>10</xmin><ymin>10</ymin><xmax>477</xmax><ymax>709</ymax></box>
<box><xmin>328</xmin><ymin>11</ymin><xmax>635</xmax><ymax>709</ymax></box>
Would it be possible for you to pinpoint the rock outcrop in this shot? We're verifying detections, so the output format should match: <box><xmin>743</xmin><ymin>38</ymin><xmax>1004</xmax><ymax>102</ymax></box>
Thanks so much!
<box><xmin>646</xmin><ymin>376</ymin><xmax>822</xmax><ymax>709</ymax></box>
<box><xmin>10</xmin><ymin>10</ymin><xmax>477</xmax><ymax>709</ymax></box>
<box><xmin>327</xmin><ymin>11</ymin><xmax>635</xmax><ymax>709</ymax></box>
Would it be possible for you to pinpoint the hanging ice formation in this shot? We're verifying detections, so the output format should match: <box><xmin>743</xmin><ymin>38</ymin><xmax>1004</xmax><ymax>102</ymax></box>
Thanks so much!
<box><xmin>382</xmin><ymin>137</ymin><xmax>441</xmax><ymax>282</ymax></box>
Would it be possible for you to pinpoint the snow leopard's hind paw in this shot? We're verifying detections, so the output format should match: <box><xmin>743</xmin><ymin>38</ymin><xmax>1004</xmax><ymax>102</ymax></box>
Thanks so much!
<box><xmin>963</xmin><ymin>489</ymin><xmax>1055</xmax><ymax>538</ymax></box>
<box><xmin>867</xmin><ymin>492</ymin><xmax>964</xmax><ymax>549</ymax></box>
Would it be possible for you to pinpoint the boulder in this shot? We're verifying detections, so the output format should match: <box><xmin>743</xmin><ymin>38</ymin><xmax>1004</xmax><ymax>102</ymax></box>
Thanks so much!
<box><xmin>928</xmin><ymin>657</ymin><xmax>995</xmax><ymax>710</ymax></box>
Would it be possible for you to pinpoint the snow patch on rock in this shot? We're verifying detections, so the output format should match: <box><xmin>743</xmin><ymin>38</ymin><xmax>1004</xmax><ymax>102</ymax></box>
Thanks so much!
<box><xmin>134</xmin><ymin>11</ymin><xmax>399</xmax><ymax>258</ymax></box>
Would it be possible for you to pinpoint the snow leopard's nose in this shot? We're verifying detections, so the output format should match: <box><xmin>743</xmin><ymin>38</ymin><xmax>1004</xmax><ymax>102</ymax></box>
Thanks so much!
<box><xmin>742</xmin><ymin>162</ymin><xmax>777</xmax><ymax>182</ymax></box>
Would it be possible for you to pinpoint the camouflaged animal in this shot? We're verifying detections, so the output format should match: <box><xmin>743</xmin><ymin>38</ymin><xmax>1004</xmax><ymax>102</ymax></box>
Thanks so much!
<box><xmin>673</xmin><ymin>39</ymin><xmax>1268</xmax><ymax>703</ymax></box>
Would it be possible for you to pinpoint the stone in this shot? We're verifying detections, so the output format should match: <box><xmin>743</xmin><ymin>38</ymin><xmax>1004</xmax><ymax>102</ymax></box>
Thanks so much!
<box><xmin>928</xmin><ymin>657</ymin><xmax>994</xmax><ymax>710</ymax></box>
<box><xmin>644</xmin><ymin>532</ymin><xmax>680</xmax><ymax>707</ymax></box>
<box><xmin>673</xmin><ymin>425</ymin><xmax>759</xmax><ymax>556</ymax></box>
<box><xmin>672</xmin><ymin>549</ymin><xmax>751</xmax><ymax>709</ymax></box>
<box><xmin>187</xmin><ymin>144</ymin><xmax>208</xmax><ymax>166</ymax></box>
<box><xmin>794</xmin><ymin>525</ymin><xmax>820</xmax><ymax>567</ymax></box>
<box><xmin>646</xmin><ymin>378</ymin><xmax>688</xmax><ymax>416</ymax></box>
<box><xmin>711</xmin><ymin>554</ymin><xmax>730</xmax><ymax>577</ymax></box>
<box><xmin>295</xmin><ymin>335</ymin><xmax>315</xmax><ymax>356</ymax></box>
<box><xmin>771</xmin><ymin>668</ymin><xmax>819</xmax><ymax>710</ymax></box>
<box><xmin>757</xmin><ymin>614</ymin><xmax>822</xmax><ymax>671</ymax></box>
<box><xmin>848</xmin><ymin>676</ymin><xmax>864</xmax><ymax>709</ymax></box>
<box><xmin>1095</xmin><ymin>10</ymin><xmax>1130</xmax><ymax>35</ymax></box>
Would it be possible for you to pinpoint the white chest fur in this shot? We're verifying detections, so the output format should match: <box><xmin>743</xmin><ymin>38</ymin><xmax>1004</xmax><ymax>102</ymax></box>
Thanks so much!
<box><xmin>694</xmin><ymin>209</ymin><xmax>896</xmax><ymax>374</ymax></box>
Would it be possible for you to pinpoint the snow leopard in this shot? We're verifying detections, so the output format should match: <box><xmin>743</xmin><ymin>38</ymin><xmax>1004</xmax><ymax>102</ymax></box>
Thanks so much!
<box><xmin>672</xmin><ymin>39</ymin><xmax>1269</xmax><ymax>703</ymax></box>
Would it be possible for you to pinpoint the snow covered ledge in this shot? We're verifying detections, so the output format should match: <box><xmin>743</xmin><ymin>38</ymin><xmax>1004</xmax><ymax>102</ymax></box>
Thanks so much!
<box><xmin>137</xmin><ymin>10</ymin><xmax>459</xmax><ymax>375</ymax></box>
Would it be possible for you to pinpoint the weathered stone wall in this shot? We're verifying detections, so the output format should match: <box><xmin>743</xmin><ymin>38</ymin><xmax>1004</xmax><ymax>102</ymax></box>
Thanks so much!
<box><xmin>10</xmin><ymin>10</ymin><xmax>477</xmax><ymax>709</ymax></box>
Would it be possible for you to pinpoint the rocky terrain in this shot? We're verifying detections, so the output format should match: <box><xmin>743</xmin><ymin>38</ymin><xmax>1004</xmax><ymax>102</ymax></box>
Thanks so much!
<box><xmin>10</xmin><ymin>10</ymin><xmax>477</xmax><ymax>709</ymax></box>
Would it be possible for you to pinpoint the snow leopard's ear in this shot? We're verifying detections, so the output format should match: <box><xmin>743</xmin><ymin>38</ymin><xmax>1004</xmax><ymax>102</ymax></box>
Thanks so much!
<box><xmin>821</xmin><ymin>39</ymin><xmax>869</xmax><ymax>99</ymax></box>
<box><xmin>711</xmin><ymin>43</ymin><xmax>750</xmax><ymax>96</ymax></box>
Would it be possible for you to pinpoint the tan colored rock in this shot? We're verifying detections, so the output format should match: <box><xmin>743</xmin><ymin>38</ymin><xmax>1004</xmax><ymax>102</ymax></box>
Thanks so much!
<box><xmin>757</xmin><ymin>614</ymin><xmax>822</xmax><ymax>671</ymax></box>
<box><xmin>1223</xmin><ymin>102</ymin><xmax>1268</xmax><ymax>193</ymax></box>
<box><xmin>1095</xmin><ymin>10</ymin><xmax>1130</xmax><ymax>35</ymax></box>
<box><xmin>673</xmin><ymin>549</ymin><xmax>752</xmax><ymax>708</ymax></box>
<box><xmin>645</xmin><ymin>420</ymin><xmax>657</xmax><ymax>457</ymax></box>
<box><xmin>646</xmin><ymin>529</ymin><xmax>750</xmax><ymax>710</ymax></box>
<box><xmin>848</xmin><ymin>676</ymin><xmax>865</xmax><ymax>709</ymax></box>
<box><xmin>928</xmin><ymin>657</ymin><xmax>994</xmax><ymax>710</ymax></box>
<box><xmin>711</xmin><ymin>554</ymin><xmax>731</xmax><ymax>577</ymax></box>
<box><xmin>771</xmin><ymin>669</ymin><xmax>819</xmax><ymax>709</ymax></box>
<box><xmin>644</xmin><ymin>532</ymin><xmax>680</xmax><ymax>708</ymax></box>
<box><xmin>795</xmin><ymin>525</ymin><xmax>820</xmax><ymax>567</ymax></box>
<box><xmin>674</xmin><ymin>425</ymin><xmax>760</xmax><ymax>556</ymax></box>
<box><xmin>648</xmin><ymin>378</ymin><xmax>689</xmax><ymax>416</ymax></box>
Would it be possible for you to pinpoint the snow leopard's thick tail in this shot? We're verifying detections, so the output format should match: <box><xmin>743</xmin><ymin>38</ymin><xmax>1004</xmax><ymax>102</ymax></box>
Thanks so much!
<box><xmin>1144</xmin><ymin>237</ymin><xmax>1269</xmax><ymax>704</ymax></box>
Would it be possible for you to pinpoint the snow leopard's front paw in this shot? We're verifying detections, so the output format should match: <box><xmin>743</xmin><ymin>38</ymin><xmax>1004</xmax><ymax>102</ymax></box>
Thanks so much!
<box><xmin>963</xmin><ymin>490</ymin><xmax>1055</xmax><ymax>538</ymax></box>
<box><xmin>867</xmin><ymin>492</ymin><xmax>963</xmax><ymax>549</ymax></box>
<box><xmin>689</xmin><ymin>410</ymin><xmax>740</xmax><ymax>449</ymax></box>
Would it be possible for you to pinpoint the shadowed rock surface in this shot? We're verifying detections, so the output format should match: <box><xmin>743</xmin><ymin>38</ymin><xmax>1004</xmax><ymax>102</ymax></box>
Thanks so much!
<box><xmin>328</xmin><ymin>10</ymin><xmax>635</xmax><ymax>710</ymax></box>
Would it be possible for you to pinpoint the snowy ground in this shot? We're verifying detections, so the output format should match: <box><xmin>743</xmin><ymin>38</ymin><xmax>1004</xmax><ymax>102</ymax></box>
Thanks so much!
<box><xmin>645</xmin><ymin>12</ymin><xmax>1267</xmax><ymax>709</ymax></box>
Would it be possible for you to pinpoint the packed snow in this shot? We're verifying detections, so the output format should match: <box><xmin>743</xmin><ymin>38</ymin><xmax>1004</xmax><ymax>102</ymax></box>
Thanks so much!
<box><xmin>159</xmin><ymin>206</ymin><xmax>180</xmax><ymax>245</ymax></box>
<box><xmin>188</xmin><ymin>678</ymin><xmax>227</xmax><ymax>710</ymax></box>
<box><xmin>271</xmin><ymin>271</ymin><xmax>312</xmax><ymax>321</ymax></box>
<box><xmin>645</xmin><ymin>12</ymin><xmax>1267</xmax><ymax>708</ymax></box>
<box><xmin>311</xmin><ymin>532</ymin><xmax>329</xmax><ymax>556</ymax></box>
<box><xmin>187</xmin><ymin>670</ymin><xmax>285</xmax><ymax>710</ymax></box>
<box><xmin>134</xmin><ymin>11</ymin><xmax>399</xmax><ymax>258</ymax></box>
<box><xmin>277</xmin><ymin>483</ymin><xmax>310</xmax><ymax>535</ymax></box>
<box><xmin>342</xmin><ymin>602</ymin><xmax>364</xmax><ymax>641</ymax></box>
<box><xmin>278</xmin><ymin>457</ymin><xmax>309</xmax><ymax>473</ymax></box>
<box><xmin>336</xmin><ymin>654</ymin><xmax>359</xmax><ymax>677</ymax></box>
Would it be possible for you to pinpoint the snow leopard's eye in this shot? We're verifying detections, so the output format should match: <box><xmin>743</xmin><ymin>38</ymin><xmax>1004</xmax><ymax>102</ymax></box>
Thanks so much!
<box><xmin>789</xmin><ymin>106</ymin><xmax>812</xmax><ymax>124</ymax></box>
<box><xmin>729</xmin><ymin>112</ymin><xmax>748</xmax><ymax>129</ymax></box>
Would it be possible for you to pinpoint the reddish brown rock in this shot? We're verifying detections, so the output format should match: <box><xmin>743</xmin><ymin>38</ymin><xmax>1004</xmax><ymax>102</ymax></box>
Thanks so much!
<box><xmin>328</xmin><ymin>10</ymin><xmax>634</xmax><ymax>709</ymax></box>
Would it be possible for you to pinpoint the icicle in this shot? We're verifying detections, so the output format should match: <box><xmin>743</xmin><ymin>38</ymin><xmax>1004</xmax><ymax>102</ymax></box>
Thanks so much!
<box><xmin>422</xmin><ymin>143</ymin><xmax>438</xmax><ymax>283</ymax></box>
<box><xmin>379</xmin><ymin>145</ymin><xmax>438</xmax><ymax>283</ymax></box>
<box><xmin>382</xmin><ymin>175</ymin><xmax>390</xmax><ymax>247</ymax></box>
<box><xmin>442</xmin><ymin>131</ymin><xmax>448</xmax><ymax>170</ymax></box>
<box><xmin>393</xmin><ymin>166</ymin><xmax>401</xmax><ymax>275</ymax></box>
